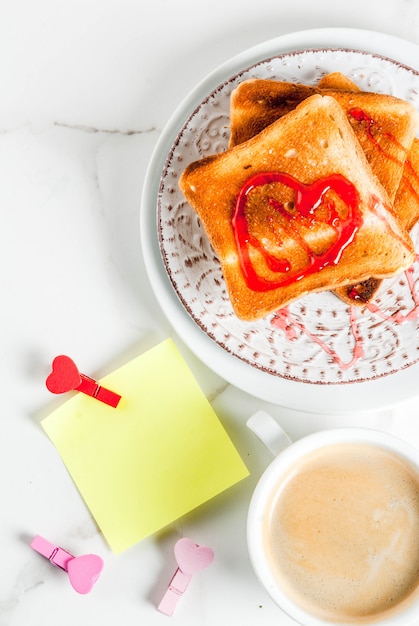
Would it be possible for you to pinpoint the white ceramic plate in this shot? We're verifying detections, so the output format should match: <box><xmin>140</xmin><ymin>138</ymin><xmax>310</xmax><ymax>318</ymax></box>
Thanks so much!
<box><xmin>141</xmin><ymin>28</ymin><xmax>419</xmax><ymax>414</ymax></box>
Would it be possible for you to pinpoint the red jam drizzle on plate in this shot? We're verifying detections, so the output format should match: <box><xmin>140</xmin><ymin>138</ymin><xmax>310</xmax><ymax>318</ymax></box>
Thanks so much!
<box><xmin>271</xmin><ymin>259</ymin><xmax>419</xmax><ymax>370</ymax></box>
<box><xmin>271</xmin><ymin>304</ymin><xmax>364</xmax><ymax>370</ymax></box>
<box><xmin>366</xmin><ymin>262</ymin><xmax>419</xmax><ymax>323</ymax></box>
<box><xmin>231</xmin><ymin>172</ymin><xmax>363</xmax><ymax>292</ymax></box>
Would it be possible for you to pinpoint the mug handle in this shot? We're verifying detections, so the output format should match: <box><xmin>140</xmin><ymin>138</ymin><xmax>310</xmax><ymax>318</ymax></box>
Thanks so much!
<box><xmin>247</xmin><ymin>411</ymin><xmax>292</xmax><ymax>456</ymax></box>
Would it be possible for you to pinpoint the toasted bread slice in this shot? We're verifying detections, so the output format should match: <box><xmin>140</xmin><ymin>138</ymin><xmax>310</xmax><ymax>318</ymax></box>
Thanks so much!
<box><xmin>179</xmin><ymin>95</ymin><xmax>415</xmax><ymax>321</ymax></box>
<box><xmin>317</xmin><ymin>73</ymin><xmax>419</xmax><ymax>230</ymax></box>
<box><xmin>394</xmin><ymin>138</ymin><xmax>419</xmax><ymax>231</ymax></box>
<box><xmin>317</xmin><ymin>73</ymin><xmax>419</xmax><ymax>228</ymax></box>
<box><xmin>317</xmin><ymin>73</ymin><xmax>391</xmax><ymax>304</ymax></box>
<box><xmin>229</xmin><ymin>76</ymin><xmax>419</xmax><ymax>306</ymax></box>
<box><xmin>229</xmin><ymin>79</ymin><xmax>417</xmax><ymax>202</ymax></box>
<box><xmin>317</xmin><ymin>72</ymin><xmax>361</xmax><ymax>91</ymax></box>
<box><xmin>317</xmin><ymin>73</ymin><xmax>419</xmax><ymax>304</ymax></box>
<box><xmin>229</xmin><ymin>80</ymin><xmax>316</xmax><ymax>148</ymax></box>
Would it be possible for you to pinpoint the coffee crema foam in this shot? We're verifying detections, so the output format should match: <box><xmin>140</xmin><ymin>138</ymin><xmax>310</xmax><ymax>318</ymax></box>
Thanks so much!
<box><xmin>265</xmin><ymin>443</ymin><xmax>419</xmax><ymax>622</ymax></box>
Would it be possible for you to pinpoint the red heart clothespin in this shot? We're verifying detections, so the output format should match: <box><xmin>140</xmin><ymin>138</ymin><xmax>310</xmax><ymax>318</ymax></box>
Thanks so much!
<box><xmin>31</xmin><ymin>535</ymin><xmax>104</xmax><ymax>594</ymax></box>
<box><xmin>158</xmin><ymin>538</ymin><xmax>214</xmax><ymax>616</ymax></box>
<box><xmin>46</xmin><ymin>355</ymin><xmax>121</xmax><ymax>408</ymax></box>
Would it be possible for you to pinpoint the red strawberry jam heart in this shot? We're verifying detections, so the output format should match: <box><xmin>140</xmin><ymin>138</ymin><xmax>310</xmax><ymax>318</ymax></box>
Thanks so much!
<box><xmin>67</xmin><ymin>554</ymin><xmax>104</xmax><ymax>594</ymax></box>
<box><xmin>231</xmin><ymin>172</ymin><xmax>363</xmax><ymax>291</ymax></box>
<box><xmin>46</xmin><ymin>355</ymin><xmax>82</xmax><ymax>394</ymax></box>
<box><xmin>174</xmin><ymin>538</ymin><xmax>214</xmax><ymax>575</ymax></box>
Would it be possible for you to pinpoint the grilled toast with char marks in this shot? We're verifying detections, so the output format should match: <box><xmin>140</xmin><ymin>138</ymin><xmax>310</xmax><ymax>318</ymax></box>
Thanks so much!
<box><xmin>179</xmin><ymin>95</ymin><xmax>415</xmax><ymax>321</ymax></box>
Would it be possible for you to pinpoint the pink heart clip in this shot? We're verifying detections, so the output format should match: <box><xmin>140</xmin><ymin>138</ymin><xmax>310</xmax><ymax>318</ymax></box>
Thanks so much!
<box><xmin>67</xmin><ymin>554</ymin><xmax>104</xmax><ymax>594</ymax></box>
<box><xmin>31</xmin><ymin>535</ymin><xmax>104</xmax><ymax>594</ymax></box>
<box><xmin>158</xmin><ymin>538</ymin><xmax>214</xmax><ymax>616</ymax></box>
<box><xmin>174</xmin><ymin>537</ymin><xmax>214</xmax><ymax>575</ymax></box>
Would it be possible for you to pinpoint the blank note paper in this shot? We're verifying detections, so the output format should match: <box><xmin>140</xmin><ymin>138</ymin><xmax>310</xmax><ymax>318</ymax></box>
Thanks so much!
<box><xmin>41</xmin><ymin>339</ymin><xmax>249</xmax><ymax>553</ymax></box>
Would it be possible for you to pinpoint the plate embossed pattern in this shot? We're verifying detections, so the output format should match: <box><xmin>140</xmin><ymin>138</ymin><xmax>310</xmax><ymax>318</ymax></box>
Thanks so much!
<box><xmin>157</xmin><ymin>48</ymin><xmax>419</xmax><ymax>385</ymax></box>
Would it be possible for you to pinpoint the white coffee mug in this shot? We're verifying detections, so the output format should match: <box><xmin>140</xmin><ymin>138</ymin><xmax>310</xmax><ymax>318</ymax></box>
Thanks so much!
<box><xmin>247</xmin><ymin>412</ymin><xmax>419</xmax><ymax>626</ymax></box>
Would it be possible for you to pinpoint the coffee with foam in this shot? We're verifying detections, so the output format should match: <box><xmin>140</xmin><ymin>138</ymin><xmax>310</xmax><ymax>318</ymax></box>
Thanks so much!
<box><xmin>264</xmin><ymin>443</ymin><xmax>419</xmax><ymax>622</ymax></box>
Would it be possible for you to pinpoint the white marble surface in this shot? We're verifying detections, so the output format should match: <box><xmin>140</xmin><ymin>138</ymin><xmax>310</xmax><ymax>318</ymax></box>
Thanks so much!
<box><xmin>2</xmin><ymin>1</ymin><xmax>419</xmax><ymax>624</ymax></box>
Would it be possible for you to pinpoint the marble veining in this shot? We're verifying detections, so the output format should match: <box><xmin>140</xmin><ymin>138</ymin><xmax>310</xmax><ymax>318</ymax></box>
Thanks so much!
<box><xmin>54</xmin><ymin>121</ymin><xmax>158</xmax><ymax>136</ymax></box>
<box><xmin>2</xmin><ymin>1</ymin><xmax>419</xmax><ymax>625</ymax></box>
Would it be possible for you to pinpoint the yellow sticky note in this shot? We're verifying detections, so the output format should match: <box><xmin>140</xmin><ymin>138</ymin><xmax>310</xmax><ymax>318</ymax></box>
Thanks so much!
<box><xmin>41</xmin><ymin>339</ymin><xmax>249</xmax><ymax>553</ymax></box>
